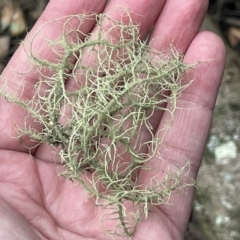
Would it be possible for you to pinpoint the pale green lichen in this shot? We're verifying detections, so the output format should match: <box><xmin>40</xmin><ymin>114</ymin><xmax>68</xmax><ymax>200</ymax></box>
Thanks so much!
<box><xmin>0</xmin><ymin>12</ymin><xmax>195</xmax><ymax>238</ymax></box>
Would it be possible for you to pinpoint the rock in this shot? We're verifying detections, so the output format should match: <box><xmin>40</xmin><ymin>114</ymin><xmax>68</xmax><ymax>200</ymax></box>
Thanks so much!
<box><xmin>1</xmin><ymin>1</ymin><xmax>27</xmax><ymax>36</ymax></box>
<box><xmin>228</xmin><ymin>26</ymin><xmax>240</xmax><ymax>48</ymax></box>
<box><xmin>221</xmin><ymin>196</ymin><xmax>233</xmax><ymax>210</ymax></box>
<box><xmin>30</xmin><ymin>0</ymin><xmax>47</xmax><ymax>21</ymax></box>
<box><xmin>214</xmin><ymin>141</ymin><xmax>237</xmax><ymax>165</ymax></box>
<box><xmin>0</xmin><ymin>63</ymin><xmax>5</xmax><ymax>74</ymax></box>
<box><xmin>207</xmin><ymin>134</ymin><xmax>219</xmax><ymax>153</ymax></box>
<box><xmin>0</xmin><ymin>0</ymin><xmax>14</xmax><ymax>33</ymax></box>
<box><xmin>9</xmin><ymin>6</ymin><xmax>27</xmax><ymax>37</ymax></box>
<box><xmin>0</xmin><ymin>35</ymin><xmax>10</xmax><ymax>59</ymax></box>
<box><xmin>215</xmin><ymin>215</ymin><xmax>230</xmax><ymax>227</ymax></box>
<box><xmin>224</xmin><ymin>173</ymin><xmax>234</xmax><ymax>183</ymax></box>
<box><xmin>233</xmin><ymin>133</ymin><xmax>239</xmax><ymax>141</ymax></box>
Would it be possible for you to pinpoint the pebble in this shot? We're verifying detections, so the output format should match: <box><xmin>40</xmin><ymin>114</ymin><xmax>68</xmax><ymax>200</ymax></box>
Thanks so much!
<box><xmin>1</xmin><ymin>1</ymin><xmax>27</xmax><ymax>37</ymax></box>
<box><xmin>221</xmin><ymin>196</ymin><xmax>233</xmax><ymax>210</ymax></box>
<box><xmin>224</xmin><ymin>173</ymin><xmax>234</xmax><ymax>183</ymax></box>
<box><xmin>233</xmin><ymin>133</ymin><xmax>239</xmax><ymax>141</ymax></box>
<box><xmin>193</xmin><ymin>201</ymin><xmax>204</xmax><ymax>213</ymax></box>
<box><xmin>214</xmin><ymin>141</ymin><xmax>237</xmax><ymax>165</ymax></box>
<box><xmin>9</xmin><ymin>6</ymin><xmax>27</xmax><ymax>37</ymax></box>
<box><xmin>207</xmin><ymin>134</ymin><xmax>219</xmax><ymax>153</ymax></box>
<box><xmin>230</xmin><ymin>231</ymin><xmax>239</xmax><ymax>237</ymax></box>
<box><xmin>0</xmin><ymin>0</ymin><xmax>14</xmax><ymax>33</ymax></box>
<box><xmin>215</xmin><ymin>215</ymin><xmax>230</xmax><ymax>226</ymax></box>
<box><xmin>0</xmin><ymin>35</ymin><xmax>10</xmax><ymax>59</ymax></box>
<box><xmin>0</xmin><ymin>63</ymin><xmax>4</xmax><ymax>74</ymax></box>
<box><xmin>228</xmin><ymin>26</ymin><xmax>240</xmax><ymax>47</ymax></box>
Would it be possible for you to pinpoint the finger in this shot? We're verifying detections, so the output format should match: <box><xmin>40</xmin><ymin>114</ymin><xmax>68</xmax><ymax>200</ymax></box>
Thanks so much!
<box><xmin>150</xmin><ymin>0</ymin><xmax>208</xmax><ymax>52</ymax></box>
<box><xmin>65</xmin><ymin>0</ymin><xmax>167</xmax><ymax>91</ymax></box>
<box><xmin>144</xmin><ymin>0</ymin><xmax>208</xmax><ymax>135</ymax></box>
<box><xmin>0</xmin><ymin>0</ymin><xmax>108</xmax><ymax>152</ymax></box>
<box><xmin>136</xmin><ymin>32</ymin><xmax>225</xmax><ymax>237</ymax></box>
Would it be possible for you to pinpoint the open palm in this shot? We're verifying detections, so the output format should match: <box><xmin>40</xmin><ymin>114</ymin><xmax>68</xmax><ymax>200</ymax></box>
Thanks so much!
<box><xmin>0</xmin><ymin>0</ymin><xmax>225</xmax><ymax>240</ymax></box>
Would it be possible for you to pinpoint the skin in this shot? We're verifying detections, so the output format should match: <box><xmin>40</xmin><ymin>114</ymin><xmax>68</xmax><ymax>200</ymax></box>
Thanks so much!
<box><xmin>0</xmin><ymin>0</ymin><xmax>225</xmax><ymax>239</ymax></box>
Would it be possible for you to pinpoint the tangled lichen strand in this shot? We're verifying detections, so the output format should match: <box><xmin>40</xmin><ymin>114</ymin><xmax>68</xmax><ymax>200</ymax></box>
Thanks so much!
<box><xmin>1</xmin><ymin>13</ymin><xmax>194</xmax><ymax>238</ymax></box>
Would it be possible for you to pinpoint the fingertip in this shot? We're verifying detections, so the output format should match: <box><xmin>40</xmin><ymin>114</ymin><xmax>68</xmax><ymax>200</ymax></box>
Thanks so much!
<box><xmin>150</xmin><ymin>0</ymin><xmax>209</xmax><ymax>53</ymax></box>
<box><xmin>182</xmin><ymin>31</ymin><xmax>226</xmax><ymax>110</ymax></box>
<box><xmin>185</xmin><ymin>31</ymin><xmax>226</xmax><ymax>64</ymax></box>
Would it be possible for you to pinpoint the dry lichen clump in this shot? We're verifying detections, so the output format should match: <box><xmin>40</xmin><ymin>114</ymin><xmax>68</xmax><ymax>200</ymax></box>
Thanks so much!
<box><xmin>1</xmin><ymin>12</ymin><xmax>194</xmax><ymax>238</ymax></box>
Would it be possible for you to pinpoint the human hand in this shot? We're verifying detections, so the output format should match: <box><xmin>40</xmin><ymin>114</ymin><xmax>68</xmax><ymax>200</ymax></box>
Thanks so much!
<box><xmin>0</xmin><ymin>0</ymin><xmax>225</xmax><ymax>239</ymax></box>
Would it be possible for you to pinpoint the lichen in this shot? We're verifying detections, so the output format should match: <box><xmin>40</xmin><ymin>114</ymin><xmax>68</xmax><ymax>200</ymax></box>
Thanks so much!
<box><xmin>0</xmin><ymin>11</ymin><xmax>194</xmax><ymax>238</ymax></box>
